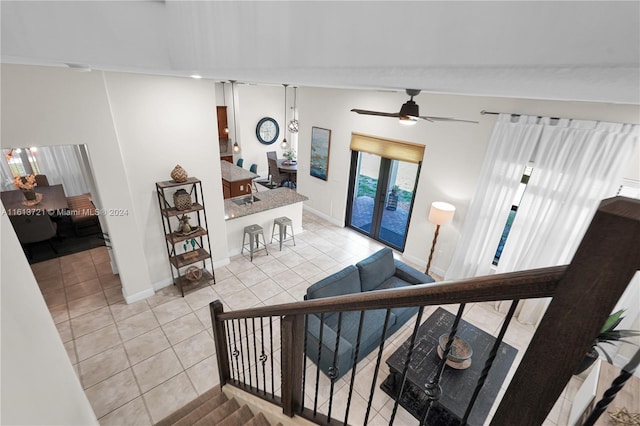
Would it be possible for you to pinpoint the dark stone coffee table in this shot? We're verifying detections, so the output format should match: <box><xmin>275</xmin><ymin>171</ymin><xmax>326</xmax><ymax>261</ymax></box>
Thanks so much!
<box><xmin>381</xmin><ymin>307</ymin><xmax>518</xmax><ymax>425</ymax></box>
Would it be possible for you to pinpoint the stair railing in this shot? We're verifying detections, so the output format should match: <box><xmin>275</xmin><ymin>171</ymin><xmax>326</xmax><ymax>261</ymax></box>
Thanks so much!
<box><xmin>211</xmin><ymin>197</ymin><xmax>639</xmax><ymax>425</ymax></box>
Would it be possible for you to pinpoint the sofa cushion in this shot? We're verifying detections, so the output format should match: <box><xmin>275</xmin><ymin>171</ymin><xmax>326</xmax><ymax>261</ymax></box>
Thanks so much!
<box><xmin>377</xmin><ymin>275</ymin><xmax>413</xmax><ymax>291</ymax></box>
<box><xmin>306</xmin><ymin>265</ymin><xmax>360</xmax><ymax>300</ymax></box>
<box><xmin>356</xmin><ymin>248</ymin><xmax>396</xmax><ymax>292</ymax></box>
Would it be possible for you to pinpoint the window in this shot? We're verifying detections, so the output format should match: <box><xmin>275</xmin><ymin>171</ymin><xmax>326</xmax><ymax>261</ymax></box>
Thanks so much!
<box><xmin>617</xmin><ymin>179</ymin><xmax>640</xmax><ymax>199</ymax></box>
<box><xmin>3</xmin><ymin>148</ymin><xmax>41</xmax><ymax>176</ymax></box>
<box><xmin>493</xmin><ymin>166</ymin><xmax>533</xmax><ymax>265</ymax></box>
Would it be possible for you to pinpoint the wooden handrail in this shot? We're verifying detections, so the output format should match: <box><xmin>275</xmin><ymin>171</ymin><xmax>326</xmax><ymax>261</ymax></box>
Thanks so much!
<box><xmin>217</xmin><ymin>265</ymin><xmax>566</xmax><ymax>320</ymax></box>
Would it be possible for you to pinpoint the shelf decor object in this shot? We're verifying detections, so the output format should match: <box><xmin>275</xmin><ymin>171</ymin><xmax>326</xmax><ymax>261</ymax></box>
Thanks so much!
<box><xmin>173</xmin><ymin>189</ymin><xmax>192</xmax><ymax>211</ymax></box>
<box><xmin>170</xmin><ymin>164</ymin><xmax>188</xmax><ymax>183</ymax></box>
<box><xmin>156</xmin><ymin>177</ymin><xmax>215</xmax><ymax>296</ymax></box>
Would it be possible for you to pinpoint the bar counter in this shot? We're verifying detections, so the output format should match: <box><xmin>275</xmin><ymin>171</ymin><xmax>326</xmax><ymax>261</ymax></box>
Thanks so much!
<box><xmin>224</xmin><ymin>187</ymin><xmax>308</xmax><ymax>220</ymax></box>
<box><xmin>223</xmin><ymin>187</ymin><xmax>308</xmax><ymax>256</ymax></box>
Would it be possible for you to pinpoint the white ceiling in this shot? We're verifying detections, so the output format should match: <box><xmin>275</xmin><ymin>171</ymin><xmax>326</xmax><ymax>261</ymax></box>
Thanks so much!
<box><xmin>2</xmin><ymin>1</ymin><xmax>639</xmax><ymax>104</ymax></box>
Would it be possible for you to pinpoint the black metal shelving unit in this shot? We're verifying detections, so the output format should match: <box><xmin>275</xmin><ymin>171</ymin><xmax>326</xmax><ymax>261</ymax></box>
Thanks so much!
<box><xmin>155</xmin><ymin>177</ymin><xmax>215</xmax><ymax>296</ymax></box>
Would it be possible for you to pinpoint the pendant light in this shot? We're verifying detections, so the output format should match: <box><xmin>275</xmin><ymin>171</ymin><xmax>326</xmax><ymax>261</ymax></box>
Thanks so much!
<box><xmin>281</xmin><ymin>84</ymin><xmax>288</xmax><ymax>149</ymax></box>
<box><xmin>230</xmin><ymin>80</ymin><xmax>240</xmax><ymax>153</ymax></box>
<box><xmin>221</xmin><ymin>81</ymin><xmax>229</xmax><ymax>135</ymax></box>
<box><xmin>288</xmin><ymin>86</ymin><xmax>299</xmax><ymax>133</ymax></box>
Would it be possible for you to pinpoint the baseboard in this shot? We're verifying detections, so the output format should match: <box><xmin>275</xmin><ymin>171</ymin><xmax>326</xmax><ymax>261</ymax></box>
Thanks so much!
<box><xmin>303</xmin><ymin>205</ymin><xmax>343</xmax><ymax>226</ymax></box>
<box><xmin>401</xmin><ymin>252</ymin><xmax>445</xmax><ymax>279</ymax></box>
<box><xmin>123</xmin><ymin>286</ymin><xmax>155</xmax><ymax>304</ymax></box>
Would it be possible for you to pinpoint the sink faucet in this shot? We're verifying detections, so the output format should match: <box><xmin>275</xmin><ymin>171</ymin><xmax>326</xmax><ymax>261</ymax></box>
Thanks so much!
<box><xmin>248</xmin><ymin>186</ymin><xmax>254</xmax><ymax>204</ymax></box>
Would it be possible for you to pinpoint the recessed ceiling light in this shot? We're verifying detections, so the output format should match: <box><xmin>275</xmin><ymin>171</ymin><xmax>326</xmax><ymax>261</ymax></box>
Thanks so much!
<box><xmin>190</xmin><ymin>74</ymin><xmax>203</xmax><ymax>79</ymax></box>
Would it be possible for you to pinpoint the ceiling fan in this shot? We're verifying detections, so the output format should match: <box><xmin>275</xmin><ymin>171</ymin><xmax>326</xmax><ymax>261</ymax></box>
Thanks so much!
<box><xmin>351</xmin><ymin>89</ymin><xmax>478</xmax><ymax>125</ymax></box>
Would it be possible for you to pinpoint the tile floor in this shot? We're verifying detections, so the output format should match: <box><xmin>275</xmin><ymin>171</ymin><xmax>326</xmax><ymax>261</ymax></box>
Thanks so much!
<box><xmin>33</xmin><ymin>210</ymin><xmax>581</xmax><ymax>425</ymax></box>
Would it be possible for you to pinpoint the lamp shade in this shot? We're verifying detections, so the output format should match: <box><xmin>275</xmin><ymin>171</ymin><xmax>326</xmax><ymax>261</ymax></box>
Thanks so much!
<box><xmin>428</xmin><ymin>201</ymin><xmax>455</xmax><ymax>226</ymax></box>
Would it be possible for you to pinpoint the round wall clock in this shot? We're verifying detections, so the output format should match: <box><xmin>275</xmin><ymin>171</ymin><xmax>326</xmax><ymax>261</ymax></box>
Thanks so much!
<box><xmin>256</xmin><ymin>117</ymin><xmax>280</xmax><ymax>145</ymax></box>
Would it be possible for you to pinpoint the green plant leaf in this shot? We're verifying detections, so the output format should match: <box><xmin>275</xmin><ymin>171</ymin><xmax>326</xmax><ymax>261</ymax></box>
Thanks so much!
<box><xmin>601</xmin><ymin>309</ymin><xmax>625</xmax><ymax>333</ymax></box>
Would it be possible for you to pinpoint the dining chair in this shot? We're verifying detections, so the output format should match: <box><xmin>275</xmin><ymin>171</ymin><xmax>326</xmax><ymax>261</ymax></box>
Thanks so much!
<box><xmin>35</xmin><ymin>174</ymin><xmax>50</xmax><ymax>187</ymax></box>
<box><xmin>266</xmin><ymin>151</ymin><xmax>277</xmax><ymax>161</ymax></box>
<box><xmin>267</xmin><ymin>158</ymin><xmax>289</xmax><ymax>187</ymax></box>
<box><xmin>9</xmin><ymin>213</ymin><xmax>58</xmax><ymax>259</ymax></box>
<box><xmin>236</xmin><ymin>158</ymin><xmax>244</xmax><ymax>168</ymax></box>
<box><xmin>66</xmin><ymin>193</ymin><xmax>100</xmax><ymax>236</ymax></box>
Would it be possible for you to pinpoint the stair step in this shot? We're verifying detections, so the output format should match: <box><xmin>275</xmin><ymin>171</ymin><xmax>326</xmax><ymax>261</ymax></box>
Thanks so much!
<box><xmin>173</xmin><ymin>393</ymin><xmax>228</xmax><ymax>426</ymax></box>
<box><xmin>192</xmin><ymin>398</ymin><xmax>240</xmax><ymax>426</ymax></box>
<box><xmin>243</xmin><ymin>412</ymin><xmax>272</xmax><ymax>426</ymax></box>
<box><xmin>155</xmin><ymin>386</ymin><xmax>222</xmax><ymax>426</ymax></box>
<box><xmin>217</xmin><ymin>404</ymin><xmax>254</xmax><ymax>426</ymax></box>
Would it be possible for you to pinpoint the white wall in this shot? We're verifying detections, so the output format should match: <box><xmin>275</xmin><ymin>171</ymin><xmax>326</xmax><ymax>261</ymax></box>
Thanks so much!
<box><xmin>102</xmin><ymin>71</ymin><xmax>229</xmax><ymax>287</ymax></box>
<box><xmin>290</xmin><ymin>87</ymin><xmax>640</xmax><ymax>275</ymax></box>
<box><xmin>1</xmin><ymin>64</ymin><xmax>154</xmax><ymax>300</ymax></box>
<box><xmin>231</xmin><ymin>83</ymin><xmax>297</xmax><ymax>179</ymax></box>
<box><xmin>1</xmin><ymin>214</ymin><xmax>98</xmax><ymax>425</ymax></box>
<box><xmin>209</xmin><ymin>81</ymin><xmax>640</xmax><ymax>275</ymax></box>
<box><xmin>1</xmin><ymin>65</ymin><xmax>233</xmax><ymax>300</ymax></box>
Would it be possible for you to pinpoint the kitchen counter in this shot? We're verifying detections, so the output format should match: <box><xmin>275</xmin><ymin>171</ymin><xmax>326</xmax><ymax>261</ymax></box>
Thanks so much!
<box><xmin>223</xmin><ymin>187</ymin><xmax>308</xmax><ymax>256</ymax></box>
<box><xmin>224</xmin><ymin>187</ymin><xmax>308</xmax><ymax>220</ymax></box>
<box><xmin>220</xmin><ymin>160</ymin><xmax>257</xmax><ymax>182</ymax></box>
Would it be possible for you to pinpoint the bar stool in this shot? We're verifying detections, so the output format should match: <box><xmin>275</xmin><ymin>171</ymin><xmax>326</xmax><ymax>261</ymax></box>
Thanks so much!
<box><xmin>242</xmin><ymin>224</ymin><xmax>268</xmax><ymax>261</ymax></box>
<box><xmin>270</xmin><ymin>216</ymin><xmax>296</xmax><ymax>250</ymax></box>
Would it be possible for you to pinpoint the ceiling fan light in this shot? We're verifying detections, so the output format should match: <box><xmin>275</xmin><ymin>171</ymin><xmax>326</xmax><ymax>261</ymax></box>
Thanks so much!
<box><xmin>399</xmin><ymin>116</ymin><xmax>418</xmax><ymax>126</ymax></box>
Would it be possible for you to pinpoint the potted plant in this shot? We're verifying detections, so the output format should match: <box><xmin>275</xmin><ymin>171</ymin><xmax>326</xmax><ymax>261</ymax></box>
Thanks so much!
<box><xmin>575</xmin><ymin>309</ymin><xmax>640</xmax><ymax>374</ymax></box>
<box><xmin>283</xmin><ymin>148</ymin><xmax>296</xmax><ymax>162</ymax></box>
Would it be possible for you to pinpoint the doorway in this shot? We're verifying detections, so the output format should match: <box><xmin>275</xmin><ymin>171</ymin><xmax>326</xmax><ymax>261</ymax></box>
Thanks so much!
<box><xmin>346</xmin><ymin>150</ymin><xmax>421</xmax><ymax>251</ymax></box>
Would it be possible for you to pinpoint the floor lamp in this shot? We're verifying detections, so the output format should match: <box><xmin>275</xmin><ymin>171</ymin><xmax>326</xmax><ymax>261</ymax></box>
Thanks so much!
<box><xmin>425</xmin><ymin>201</ymin><xmax>456</xmax><ymax>275</ymax></box>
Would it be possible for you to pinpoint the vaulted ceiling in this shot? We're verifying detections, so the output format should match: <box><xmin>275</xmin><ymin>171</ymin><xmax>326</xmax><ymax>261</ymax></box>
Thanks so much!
<box><xmin>2</xmin><ymin>1</ymin><xmax>639</xmax><ymax>104</ymax></box>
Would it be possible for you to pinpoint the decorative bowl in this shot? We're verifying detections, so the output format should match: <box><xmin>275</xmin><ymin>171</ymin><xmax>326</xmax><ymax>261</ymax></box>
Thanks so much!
<box><xmin>438</xmin><ymin>334</ymin><xmax>473</xmax><ymax>363</ymax></box>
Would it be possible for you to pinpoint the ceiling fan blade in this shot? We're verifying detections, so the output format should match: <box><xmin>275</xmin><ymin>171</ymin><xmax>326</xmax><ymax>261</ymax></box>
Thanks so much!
<box><xmin>420</xmin><ymin>116</ymin><xmax>479</xmax><ymax>124</ymax></box>
<box><xmin>351</xmin><ymin>109</ymin><xmax>400</xmax><ymax>118</ymax></box>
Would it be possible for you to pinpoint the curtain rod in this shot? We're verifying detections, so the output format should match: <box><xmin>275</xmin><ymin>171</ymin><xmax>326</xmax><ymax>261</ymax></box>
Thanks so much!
<box><xmin>480</xmin><ymin>110</ymin><xmax>638</xmax><ymax>125</ymax></box>
<box><xmin>480</xmin><ymin>110</ymin><xmax>561</xmax><ymax>120</ymax></box>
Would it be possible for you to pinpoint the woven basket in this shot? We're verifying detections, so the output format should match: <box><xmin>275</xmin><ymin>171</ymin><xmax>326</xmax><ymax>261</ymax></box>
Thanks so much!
<box><xmin>173</xmin><ymin>189</ymin><xmax>192</xmax><ymax>211</ymax></box>
<box><xmin>170</xmin><ymin>165</ymin><xmax>188</xmax><ymax>183</ymax></box>
<box><xmin>185</xmin><ymin>266</ymin><xmax>203</xmax><ymax>282</ymax></box>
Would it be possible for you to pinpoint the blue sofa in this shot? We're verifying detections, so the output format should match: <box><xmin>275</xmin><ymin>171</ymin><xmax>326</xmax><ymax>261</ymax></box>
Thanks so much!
<box><xmin>304</xmin><ymin>247</ymin><xmax>435</xmax><ymax>379</ymax></box>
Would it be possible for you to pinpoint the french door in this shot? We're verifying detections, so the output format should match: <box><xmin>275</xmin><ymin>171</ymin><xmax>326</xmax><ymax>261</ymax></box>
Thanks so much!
<box><xmin>346</xmin><ymin>150</ymin><xmax>420</xmax><ymax>251</ymax></box>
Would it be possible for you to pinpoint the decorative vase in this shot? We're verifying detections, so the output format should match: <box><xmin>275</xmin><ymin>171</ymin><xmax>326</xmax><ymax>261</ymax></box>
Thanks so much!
<box><xmin>170</xmin><ymin>165</ymin><xmax>188</xmax><ymax>183</ymax></box>
<box><xmin>173</xmin><ymin>189</ymin><xmax>192</xmax><ymax>211</ymax></box>
<box><xmin>23</xmin><ymin>190</ymin><xmax>36</xmax><ymax>201</ymax></box>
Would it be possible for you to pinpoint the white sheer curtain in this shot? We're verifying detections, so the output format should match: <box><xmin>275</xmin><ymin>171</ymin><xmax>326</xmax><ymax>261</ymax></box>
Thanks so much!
<box><xmin>0</xmin><ymin>151</ymin><xmax>15</xmax><ymax>191</ymax></box>
<box><xmin>35</xmin><ymin>145</ymin><xmax>89</xmax><ymax>196</ymax></box>
<box><xmin>496</xmin><ymin>119</ymin><xmax>639</xmax><ymax>324</ymax></box>
<box><xmin>446</xmin><ymin>114</ymin><xmax>544</xmax><ymax>280</ymax></box>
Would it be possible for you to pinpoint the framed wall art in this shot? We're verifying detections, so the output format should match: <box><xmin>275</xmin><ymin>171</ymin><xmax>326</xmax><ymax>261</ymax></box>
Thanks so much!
<box><xmin>310</xmin><ymin>127</ymin><xmax>331</xmax><ymax>181</ymax></box>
